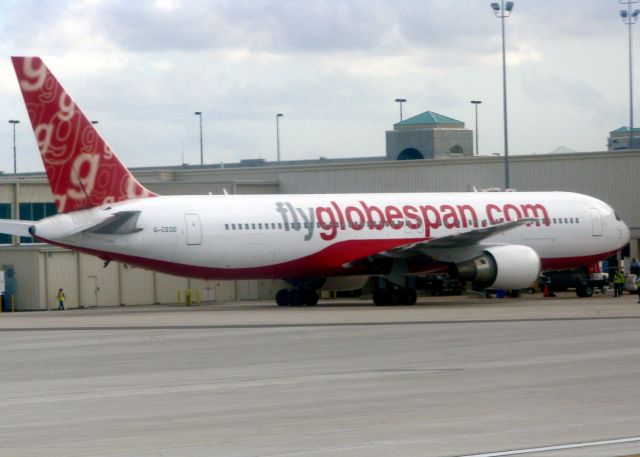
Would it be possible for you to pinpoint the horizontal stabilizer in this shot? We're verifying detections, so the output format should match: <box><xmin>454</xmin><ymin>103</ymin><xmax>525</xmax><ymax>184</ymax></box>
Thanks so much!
<box><xmin>0</xmin><ymin>220</ymin><xmax>34</xmax><ymax>237</ymax></box>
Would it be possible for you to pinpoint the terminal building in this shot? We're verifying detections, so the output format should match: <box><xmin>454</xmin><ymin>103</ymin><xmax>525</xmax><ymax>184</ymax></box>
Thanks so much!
<box><xmin>0</xmin><ymin>148</ymin><xmax>638</xmax><ymax>310</ymax></box>
<box><xmin>385</xmin><ymin>111</ymin><xmax>473</xmax><ymax>159</ymax></box>
<box><xmin>608</xmin><ymin>127</ymin><xmax>640</xmax><ymax>151</ymax></box>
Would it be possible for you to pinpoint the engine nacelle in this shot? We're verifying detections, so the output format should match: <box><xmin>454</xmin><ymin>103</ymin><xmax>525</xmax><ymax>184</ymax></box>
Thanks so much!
<box><xmin>453</xmin><ymin>245</ymin><xmax>541</xmax><ymax>290</ymax></box>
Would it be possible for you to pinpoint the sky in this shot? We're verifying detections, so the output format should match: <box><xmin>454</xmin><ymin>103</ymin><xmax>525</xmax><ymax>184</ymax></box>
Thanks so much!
<box><xmin>0</xmin><ymin>0</ymin><xmax>634</xmax><ymax>172</ymax></box>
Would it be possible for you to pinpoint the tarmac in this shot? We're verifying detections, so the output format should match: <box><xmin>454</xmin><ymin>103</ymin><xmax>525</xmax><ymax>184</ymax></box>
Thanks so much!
<box><xmin>1</xmin><ymin>292</ymin><xmax>640</xmax><ymax>456</ymax></box>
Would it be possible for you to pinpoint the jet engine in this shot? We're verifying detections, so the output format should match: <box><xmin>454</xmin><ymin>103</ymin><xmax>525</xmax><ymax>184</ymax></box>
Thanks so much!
<box><xmin>452</xmin><ymin>245</ymin><xmax>541</xmax><ymax>290</ymax></box>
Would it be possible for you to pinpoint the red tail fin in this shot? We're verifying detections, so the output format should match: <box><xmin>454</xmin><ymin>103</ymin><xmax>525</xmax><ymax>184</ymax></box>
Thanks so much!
<box><xmin>12</xmin><ymin>57</ymin><xmax>156</xmax><ymax>213</ymax></box>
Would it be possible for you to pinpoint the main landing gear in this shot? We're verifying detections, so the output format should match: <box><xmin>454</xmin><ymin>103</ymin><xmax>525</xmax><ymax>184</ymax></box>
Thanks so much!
<box><xmin>372</xmin><ymin>279</ymin><xmax>417</xmax><ymax>306</ymax></box>
<box><xmin>275</xmin><ymin>288</ymin><xmax>319</xmax><ymax>306</ymax></box>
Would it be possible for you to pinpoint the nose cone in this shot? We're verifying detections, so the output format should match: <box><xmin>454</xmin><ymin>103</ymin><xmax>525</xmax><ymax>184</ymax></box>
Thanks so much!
<box><xmin>620</xmin><ymin>220</ymin><xmax>631</xmax><ymax>246</ymax></box>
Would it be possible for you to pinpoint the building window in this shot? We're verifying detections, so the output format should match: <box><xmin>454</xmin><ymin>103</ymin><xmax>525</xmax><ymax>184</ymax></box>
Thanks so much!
<box><xmin>0</xmin><ymin>203</ymin><xmax>11</xmax><ymax>244</ymax></box>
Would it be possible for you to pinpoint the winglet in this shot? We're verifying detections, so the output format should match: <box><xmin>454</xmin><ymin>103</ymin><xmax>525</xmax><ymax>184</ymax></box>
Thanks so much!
<box><xmin>12</xmin><ymin>57</ymin><xmax>156</xmax><ymax>213</ymax></box>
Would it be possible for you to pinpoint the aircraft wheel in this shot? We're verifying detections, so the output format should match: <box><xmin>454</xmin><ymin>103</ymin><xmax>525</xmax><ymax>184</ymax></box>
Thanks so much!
<box><xmin>275</xmin><ymin>289</ymin><xmax>291</xmax><ymax>306</ymax></box>
<box><xmin>404</xmin><ymin>288</ymin><xmax>417</xmax><ymax>306</ymax></box>
<box><xmin>289</xmin><ymin>289</ymin><xmax>304</xmax><ymax>306</ymax></box>
<box><xmin>373</xmin><ymin>289</ymin><xmax>389</xmax><ymax>306</ymax></box>
<box><xmin>576</xmin><ymin>285</ymin><xmax>594</xmax><ymax>298</ymax></box>
<box><xmin>389</xmin><ymin>289</ymin><xmax>403</xmax><ymax>306</ymax></box>
<box><xmin>303</xmin><ymin>290</ymin><xmax>319</xmax><ymax>306</ymax></box>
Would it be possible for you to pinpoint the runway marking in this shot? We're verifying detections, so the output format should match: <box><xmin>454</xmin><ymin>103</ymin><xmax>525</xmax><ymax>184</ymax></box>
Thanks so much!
<box><xmin>459</xmin><ymin>436</ymin><xmax>640</xmax><ymax>457</ymax></box>
<box><xmin>1</xmin><ymin>315</ymin><xmax>640</xmax><ymax>332</ymax></box>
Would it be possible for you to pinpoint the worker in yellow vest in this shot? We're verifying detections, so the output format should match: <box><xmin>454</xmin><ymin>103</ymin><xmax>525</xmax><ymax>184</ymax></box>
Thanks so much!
<box><xmin>613</xmin><ymin>270</ymin><xmax>625</xmax><ymax>298</ymax></box>
<box><xmin>57</xmin><ymin>288</ymin><xmax>66</xmax><ymax>310</ymax></box>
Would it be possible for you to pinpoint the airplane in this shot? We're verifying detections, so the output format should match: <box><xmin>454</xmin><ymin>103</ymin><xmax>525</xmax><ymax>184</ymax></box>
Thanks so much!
<box><xmin>0</xmin><ymin>56</ymin><xmax>630</xmax><ymax>306</ymax></box>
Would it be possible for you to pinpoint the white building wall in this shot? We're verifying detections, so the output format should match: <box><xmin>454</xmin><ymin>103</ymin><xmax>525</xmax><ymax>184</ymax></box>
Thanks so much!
<box><xmin>44</xmin><ymin>250</ymin><xmax>79</xmax><ymax>310</ymax></box>
<box><xmin>0</xmin><ymin>248</ymin><xmax>40</xmax><ymax>310</ymax></box>
<box><xmin>155</xmin><ymin>273</ymin><xmax>189</xmax><ymax>304</ymax></box>
<box><xmin>78</xmin><ymin>255</ymin><xmax>120</xmax><ymax>307</ymax></box>
<box><xmin>120</xmin><ymin>265</ymin><xmax>155</xmax><ymax>305</ymax></box>
<box><xmin>214</xmin><ymin>281</ymin><xmax>236</xmax><ymax>301</ymax></box>
<box><xmin>190</xmin><ymin>278</ymin><xmax>216</xmax><ymax>302</ymax></box>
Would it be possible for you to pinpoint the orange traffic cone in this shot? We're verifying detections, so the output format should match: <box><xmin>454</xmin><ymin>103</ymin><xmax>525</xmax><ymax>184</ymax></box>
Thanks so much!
<box><xmin>543</xmin><ymin>285</ymin><xmax>552</xmax><ymax>297</ymax></box>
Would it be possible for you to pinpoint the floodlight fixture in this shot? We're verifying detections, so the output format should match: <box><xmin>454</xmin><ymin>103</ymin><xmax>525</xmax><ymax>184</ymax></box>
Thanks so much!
<box><xmin>489</xmin><ymin>0</ymin><xmax>514</xmax><ymax>187</ymax></box>
<box><xmin>395</xmin><ymin>98</ymin><xmax>407</xmax><ymax>122</ymax></box>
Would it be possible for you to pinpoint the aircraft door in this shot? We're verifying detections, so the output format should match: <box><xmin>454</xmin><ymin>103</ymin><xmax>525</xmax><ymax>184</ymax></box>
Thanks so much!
<box><xmin>184</xmin><ymin>214</ymin><xmax>202</xmax><ymax>245</ymax></box>
<box><xmin>590</xmin><ymin>208</ymin><xmax>603</xmax><ymax>237</ymax></box>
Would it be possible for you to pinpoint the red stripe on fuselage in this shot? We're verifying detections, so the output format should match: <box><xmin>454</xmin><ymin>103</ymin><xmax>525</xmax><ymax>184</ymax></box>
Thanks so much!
<box><xmin>34</xmin><ymin>236</ymin><xmax>428</xmax><ymax>279</ymax></box>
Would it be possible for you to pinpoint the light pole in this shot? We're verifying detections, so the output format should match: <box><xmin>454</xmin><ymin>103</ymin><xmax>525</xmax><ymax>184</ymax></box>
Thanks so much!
<box><xmin>395</xmin><ymin>98</ymin><xmax>407</xmax><ymax>122</ymax></box>
<box><xmin>194</xmin><ymin>111</ymin><xmax>203</xmax><ymax>164</ymax></box>
<box><xmin>276</xmin><ymin>113</ymin><xmax>284</xmax><ymax>162</ymax></box>
<box><xmin>620</xmin><ymin>1</ymin><xmax>640</xmax><ymax>150</ymax></box>
<box><xmin>470</xmin><ymin>100</ymin><xmax>482</xmax><ymax>155</ymax></box>
<box><xmin>491</xmin><ymin>0</ymin><xmax>514</xmax><ymax>189</ymax></box>
<box><xmin>8</xmin><ymin>120</ymin><xmax>19</xmax><ymax>174</ymax></box>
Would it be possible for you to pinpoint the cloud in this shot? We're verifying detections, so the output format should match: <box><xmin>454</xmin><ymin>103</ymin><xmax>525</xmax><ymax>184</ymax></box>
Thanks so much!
<box><xmin>0</xmin><ymin>0</ymin><xmax>633</xmax><ymax>172</ymax></box>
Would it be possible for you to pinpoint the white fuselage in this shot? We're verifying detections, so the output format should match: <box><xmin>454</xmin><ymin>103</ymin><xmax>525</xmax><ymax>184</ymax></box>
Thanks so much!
<box><xmin>31</xmin><ymin>191</ymin><xmax>629</xmax><ymax>280</ymax></box>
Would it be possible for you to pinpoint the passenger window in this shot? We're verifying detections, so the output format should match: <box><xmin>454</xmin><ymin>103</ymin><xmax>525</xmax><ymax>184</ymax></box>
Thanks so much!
<box><xmin>231</xmin><ymin>224</ymin><xmax>236</xmax><ymax>230</ymax></box>
<box><xmin>225</xmin><ymin>224</ymin><xmax>229</xmax><ymax>230</ymax></box>
<box><xmin>245</xmin><ymin>224</ymin><xmax>249</xmax><ymax>230</ymax></box>
<box><xmin>238</xmin><ymin>224</ymin><xmax>243</xmax><ymax>230</ymax></box>
<box><xmin>258</xmin><ymin>223</ymin><xmax>263</xmax><ymax>229</ymax></box>
<box><xmin>278</xmin><ymin>223</ymin><xmax>283</xmax><ymax>229</ymax></box>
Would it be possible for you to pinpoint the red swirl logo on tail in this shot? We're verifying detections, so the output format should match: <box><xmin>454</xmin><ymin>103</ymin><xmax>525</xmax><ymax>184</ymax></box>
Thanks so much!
<box><xmin>12</xmin><ymin>57</ymin><xmax>156</xmax><ymax>213</ymax></box>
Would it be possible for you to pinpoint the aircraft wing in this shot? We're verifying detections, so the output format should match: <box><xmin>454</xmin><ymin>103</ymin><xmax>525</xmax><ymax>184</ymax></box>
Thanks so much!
<box><xmin>343</xmin><ymin>218</ymin><xmax>537</xmax><ymax>275</ymax></box>
<box><xmin>385</xmin><ymin>217</ymin><xmax>537</xmax><ymax>255</ymax></box>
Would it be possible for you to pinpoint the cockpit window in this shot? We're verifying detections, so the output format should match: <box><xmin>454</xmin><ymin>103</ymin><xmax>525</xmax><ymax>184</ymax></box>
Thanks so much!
<box><xmin>615</xmin><ymin>210</ymin><xmax>622</xmax><ymax>221</ymax></box>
